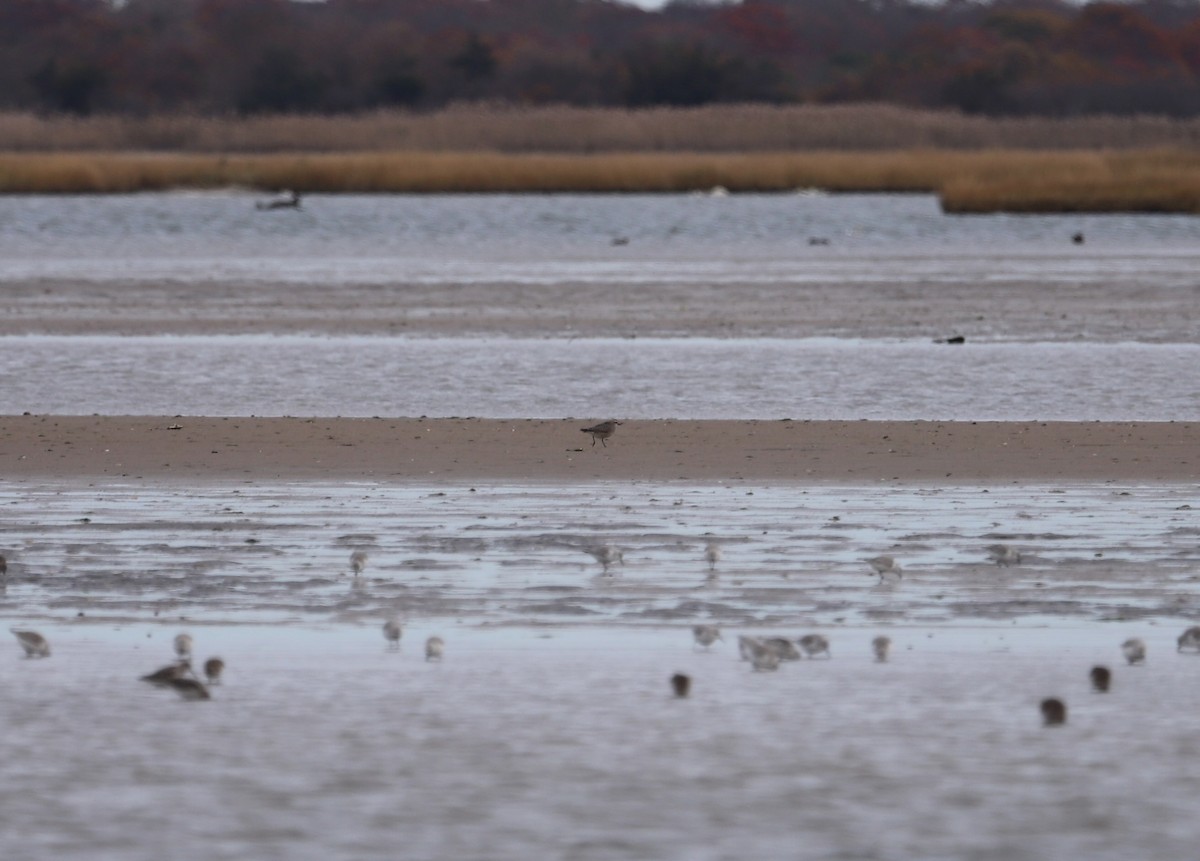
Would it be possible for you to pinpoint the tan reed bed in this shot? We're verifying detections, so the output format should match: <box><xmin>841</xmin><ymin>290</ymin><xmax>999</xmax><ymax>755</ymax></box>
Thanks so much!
<box><xmin>1</xmin><ymin>148</ymin><xmax>1199</xmax><ymax>212</ymax></box>
<box><xmin>4</xmin><ymin>105</ymin><xmax>1200</xmax><ymax>153</ymax></box>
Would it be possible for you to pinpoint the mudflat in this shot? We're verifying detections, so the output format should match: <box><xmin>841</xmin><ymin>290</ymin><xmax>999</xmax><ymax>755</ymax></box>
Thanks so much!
<box><xmin>1</xmin><ymin>415</ymin><xmax>1195</xmax><ymax>484</ymax></box>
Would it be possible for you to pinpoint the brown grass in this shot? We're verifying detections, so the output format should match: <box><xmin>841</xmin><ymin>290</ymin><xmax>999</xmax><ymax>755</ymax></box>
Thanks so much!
<box><xmin>4</xmin><ymin>104</ymin><xmax>1200</xmax><ymax>153</ymax></box>
<box><xmin>1</xmin><ymin>148</ymin><xmax>1199</xmax><ymax>212</ymax></box>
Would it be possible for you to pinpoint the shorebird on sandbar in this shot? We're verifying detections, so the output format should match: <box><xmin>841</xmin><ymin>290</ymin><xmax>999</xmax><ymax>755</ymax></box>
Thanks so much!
<box><xmin>581</xmin><ymin>420</ymin><xmax>622</xmax><ymax>447</ymax></box>
<box><xmin>11</xmin><ymin>629</ymin><xmax>50</xmax><ymax>658</ymax></box>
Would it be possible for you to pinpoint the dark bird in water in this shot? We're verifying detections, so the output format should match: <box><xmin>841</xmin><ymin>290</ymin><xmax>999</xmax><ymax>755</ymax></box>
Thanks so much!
<box><xmin>581</xmin><ymin>420</ymin><xmax>622</xmax><ymax>447</ymax></box>
<box><xmin>169</xmin><ymin>677</ymin><xmax>212</xmax><ymax>701</ymax></box>
<box><xmin>1040</xmin><ymin>697</ymin><xmax>1067</xmax><ymax>726</ymax></box>
<box><xmin>256</xmin><ymin>190</ymin><xmax>301</xmax><ymax>211</ymax></box>
<box><xmin>141</xmin><ymin>659</ymin><xmax>193</xmax><ymax>687</ymax></box>
<box><xmin>1071</xmin><ymin>232</ymin><xmax>1085</xmax><ymax>245</ymax></box>
<box><xmin>670</xmin><ymin>673</ymin><xmax>691</xmax><ymax>698</ymax></box>
<box><xmin>1089</xmin><ymin>665</ymin><xmax>1111</xmax><ymax>693</ymax></box>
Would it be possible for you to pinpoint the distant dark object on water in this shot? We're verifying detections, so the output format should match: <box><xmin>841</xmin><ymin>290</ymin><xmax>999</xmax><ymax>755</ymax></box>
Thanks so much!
<box><xmin>808</xmin><ymin>237</ymin><xmax>830</xmax><ymax>246</ymax></box>
<box><xmin>934</xmin><ymin>335</ymin><xmax>966</xmax><ymax>345</ymax></box>
<box><xmin>610</xmin><ymin>236</ymin><xmax>629</xmax><ymax>246</ymax></box>
<box><xmin>671</xmin><ymin>672</ymin><xmax>691</xmax><ymax>698</ymax></box>
<box><xmin>1041</xmin><ymin>697</ymin><xmax>1067</xmax><ymax>726</ymax></box>
<box><xmin>1089</xmin><ymin>665</ymin><xmax>1111</xmax><ymax>693</ymax></box>
<box><xmin>256</xmin><ymin>190</ymin><xmax>302</xmax><ymax>211</ymax></box>
<box><xmin>1072</xmin><ymin>232</ymin><xmax>1085</xmax><ymax>244</ymax></box>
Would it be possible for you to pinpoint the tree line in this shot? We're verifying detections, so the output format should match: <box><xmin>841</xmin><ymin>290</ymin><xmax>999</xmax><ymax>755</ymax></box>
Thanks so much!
<box><xmin>6</xmin><ymin>0</ymin><xmax>1200</xmax><ymax>117</ymax></box>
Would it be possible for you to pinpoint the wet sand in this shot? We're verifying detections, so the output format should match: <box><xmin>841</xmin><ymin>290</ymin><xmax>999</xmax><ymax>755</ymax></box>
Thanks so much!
<box><xmin>1</xmin><ymin>415</ymin><xmax>1195</xmax><ymax>483</ymax></box>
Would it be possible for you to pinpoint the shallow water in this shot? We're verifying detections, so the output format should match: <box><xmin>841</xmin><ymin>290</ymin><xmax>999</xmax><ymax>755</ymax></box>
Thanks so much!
<box><xmin>3</xmin><ymin>480</ymin><xmax>1197</xmax><ymax>629</ymax></box>
<box><xmin>3</xmin><ymin>334</ymin><xmax>1199</xmax><ymax>420</ymax></box>
<box><xmin>2</xmin><ymin>479</ymin><xmax>1200</xmax><ymax>860</ymax></box>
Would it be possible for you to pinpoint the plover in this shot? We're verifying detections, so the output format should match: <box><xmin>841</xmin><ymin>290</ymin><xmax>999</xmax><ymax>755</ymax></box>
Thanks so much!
<box><xmin>204</xmin><ymin>657</ymin><xmax>225</xmax><ymax>685</ymax></box>
<box><xmin>737</xmin><ymin>635</ymin><xmax>761</xmax><ymax>662</ymax></box>
<box><xmin>140</xmin><ymin>659</ymin><xmax>192</xmax><ymax>687</ymax></box>
<box><xmin>1089</xmin><ymin>665</ymin><xmax>1111</xmax><ymax>693</ymax></box>
<box><xmin>1177</xmin><ymin>626</ymin><xmax>1200</xmax><ymax>653</ymax></box>
<box><xmin>748</xmin><ymin>640</ymin><xmax>781</xmax><ymax>672</ymax></box>
<box><xmin>798</xmin><ymin>633</ymin><xmax>831</xmax><ymax>659</ymax></box>
<box><xmin>168</xmin><ymin>677</ymin><xmax>212</xmax><ymax>701</ymax></box>
<box><xmin>985</xmin><ymin>544</ymin><xmax>1022</xmax><ymax>566</ymax></box>
<box><xmin>11</xmin><ymin>629</ymin><xmax>50</xmax><ymax>658</ymax></box>
<box><xmin>692</xmin><ymin>625</ymin><xmax>722</xmax><ymax>650</ymax></box>
<box><xmin>383</xmin><ymin>619</ymin><xmax>403</xmax><ymax>650</ymax></box>
<box><xmin>350</xmin><ymin>550</ymin><xmax>369</xmax><ymax>577</ymax></box>
<box><xmin>1040</xmin><ymin>697</ymin><xmax>1067</xmax><ymax>726</ymax></box>
<box><xmin>425</xmin><ymin>636</ymin><xmax>444</xmax><ymax>661</ymax></box>
<box><xmin>670</xmin><ymin>673</ymin><xmax>691</xmax><ymax>698</ymax></box>
<box><xmin>581</xmin><ymin>420</ymin><xmax>622</xmax><ymax>447</ymax></box>
<box><xmin>703</xmin><ymin>541</ymin><xmax>721</xmax><ymax>572</ymax></box>
<box><xmin>872</xmin><ymin>635</ymin><xmax>892</xmax><ymax>663</ymax></box>
<box><xmin>174</xmin><ymin>632</ymin><xmax>193</xmax><ymax>659</ymax></box>
<box><xmin>865</xmin><ymin>555</ymin><xmax>902</xmax><ymax>584</ymax></box>
<box><xmin>763</xmin><ymin>637</ymin><xmax>802</xmax><ymax>661</ymax></box>
<box><xmin>585</xmin><ymin>544</ymin><xmax>624</xmax><ymax>574</ymax></box>
<box><xmin>1121</xmin><ymin>638</ymin><xmax>1146</xmax><ymax>665</ymax></box>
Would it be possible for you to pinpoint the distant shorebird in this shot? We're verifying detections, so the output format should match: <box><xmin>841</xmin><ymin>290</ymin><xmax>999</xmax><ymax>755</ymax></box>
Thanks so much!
<box><xmin>1177</xmin><ymin>626</ymin><xmax>1200</xmax><ymax>653</ymax></box>
<box><xmin>798</xmin><ymin>633</ymin><xmax>831</xmax><ymax>659</ymax></box>
<box><xmin>692</xmin><ymin>625</ymin><xmax>722</xmax><ymax>650</ymax></box>
<box><xmin>1089</xmin><ymin>665</ymin><xmax>1111</xmax><ymax>693</ymax></box>
<box><xmin>168</xmin><ymin>677</ymin><xmax>212</xmax><ymax>701</ymax></box>
<box><xmin>872</xmin><ymin>635</ymin><xmax>891</xmax><ymax>663</ymax></box>
<box><xmin>141</xmin><ymin>659</ymin><xmax>192</xmax><ymax>687</ymax></box>
<box><xmin>0</xmin><ymin>554</ymin><xmax>6</xmax><ymax>577</ymax></box>
<box><xmin>1040</xmin><ymin>697</ymin><xmax>1067</xmax><ymax>726</ymax></box>
<box><xmin>425</xmin><ymin>636</ymin><xmax>444</xmax><ymax>661</ymax></box>
<box><xmin>985</xmin><ymin>544</ymin><xmax>1022</xmax><ymax>566</ymax></box>
<box><xmin>383</xmin><ymin>619</ymin><xmax>403</xmax><ymax>650</ymax></box>
<box><xmin>11</xmin><ymin>629</ymin><xmax>50</xmax><ymax>658</ymax></box>
<box><xmin>585</xmin><ymin>544</ymin><xmax>624</xmax><ymax>574</ymax></box>
<box><xmin>865</xmin><ymin>555</ymin><xmax>902</xmax><ymax>584</ymax></box>
<box><xmin>703</xmin><ymin>541</ymin><xmax>722</xmax><ymax>572</ymax></box>
<box><xmin>670</xmin><ymin>673</ymin><xmax>691</xmax><ymax>698</ymax></box>
<box><xmin>204</xmin><ymin>657</ymin><xmax>225</xmax><ymax>685</ymax></box>
<box><xmin>174</xmin><ymin>632</ymin><xmax>193</xmax><ymax>659</ymax></box>
<box><xmin>748</xmin><ymin>640</ymin><xmax>781</xmax><ymax>672</ymax></box>
<box><xmin>1121</xmin><ymin>637</ymin><xmax>1146</xmax><ymax>665</ymax></box>
<box><xmin>581</xmin><ymin>420</ymin><xmax>622</xmax><ymax>447</ymax></box>
<box><xmin>764</xmin><ymin>637</ymin><xmax>802</xmax><ymax>661</ymax></box>
<box><xmin>737</xmin><ymin>635</ymin><xmax>761</xmax><ymax>662</ymax></box>
<box><xmin>256</xmin><ymin>190</ymin><xmax>301</xmax><ymax>211</ymax></box>
<box><xmin>350</xmin><ymin>550</ymin><xmax>369</xmax><ymax>577</ymax></box>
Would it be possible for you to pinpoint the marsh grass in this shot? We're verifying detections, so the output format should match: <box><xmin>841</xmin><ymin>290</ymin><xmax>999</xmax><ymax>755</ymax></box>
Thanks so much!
<box><xmin>2</xmin><ymin>148</ymin><xmax>1199</xmax><ymax>212</ymax></box>
<box><xmin>4</xmin><ymin>104</ymin><xmax>1200</xmax><ymax>153</ymax></box>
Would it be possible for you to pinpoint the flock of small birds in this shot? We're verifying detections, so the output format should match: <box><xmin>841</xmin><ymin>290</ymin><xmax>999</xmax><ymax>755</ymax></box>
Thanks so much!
<box><xmin>669</xmin><ymin>625</ymin><xmax>1200</xmax><ymax>726</ymax></box>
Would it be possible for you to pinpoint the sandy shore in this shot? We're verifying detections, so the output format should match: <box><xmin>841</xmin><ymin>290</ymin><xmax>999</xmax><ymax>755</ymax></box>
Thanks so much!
<box><xmin>0</xmin><ymin>415</ymin><xmax>1195</xmax><ymax>483</ymax></box>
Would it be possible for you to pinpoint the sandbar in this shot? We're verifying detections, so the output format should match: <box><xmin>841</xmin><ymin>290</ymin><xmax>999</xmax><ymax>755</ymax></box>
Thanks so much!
<box><xmin>0</xmin><ymin>415</ymin><xmax>1195</xmax><ymax>484</ymax></box>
